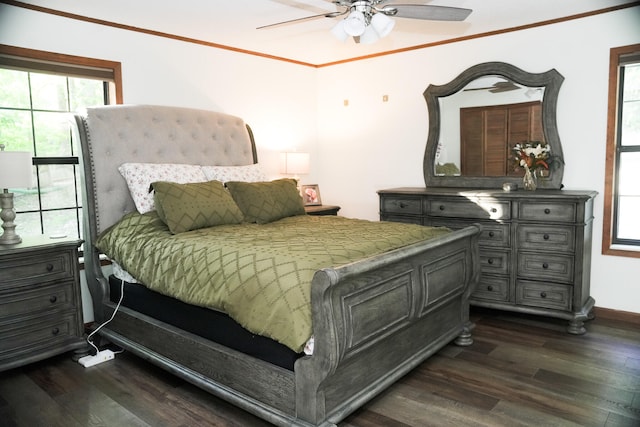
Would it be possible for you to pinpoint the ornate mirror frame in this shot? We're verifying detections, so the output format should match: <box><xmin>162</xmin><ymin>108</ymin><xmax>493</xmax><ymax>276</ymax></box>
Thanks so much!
<box><xmin>423</xmin><ymin>62</ymin><xmax>565</xmax><ymax>189</ymax></box>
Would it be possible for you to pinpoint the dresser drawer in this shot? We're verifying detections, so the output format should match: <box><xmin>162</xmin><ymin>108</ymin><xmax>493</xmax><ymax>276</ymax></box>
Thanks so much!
<box><xmin>472</xmin><ymin>275</ymin><xmax>510</xmax><ymax>302</ymax></box>
<box><xmin>380</xmin><ymin>196</ymin><xmax>422</xmax><ymax>215</ymax></box>
<box><xmin>0</xmin><ymin>282</ymin><xmax>76</xmax><ymax>319</ymax></box>
<box><xmin>380</xmin><ymin>214</ymin><xmax>423</xmax><ymax>225</ymax></box>
<box><xmin>517</xmin><ymin>252</ymin><xmax>574</xmax><ymax>284</ymax></box>
<box><xmin>0</xmin><ymin>312</ymin><xmax>81</xmax><ymax>356</ymax></box>
<box><xmin>481</xmin><ymin>249</ymin><xmax>510</xmax><ymax>275</ymax></box>
<box><xmin>519</xmin><ymin>202</ymin><xmax>576</xmax><ymax>223</ymax></box>
<box><xmin>516</xmin><ymin>280</ymin><xmax>572</xmax><ymax>311</ymax></box>
<box><xmin>517</xmin><ymin>224</ymin><xmax>575</xmax><ymax>252</ymax></box>
<box><xmin>427</xmin><ymin>199</ymin><xmax>510</xmax><ymax>220</ymax></box>
<box><xmin>0</xmin><ymin>251</ymin><xmax>75</xmax><ymax>288</ymax></box>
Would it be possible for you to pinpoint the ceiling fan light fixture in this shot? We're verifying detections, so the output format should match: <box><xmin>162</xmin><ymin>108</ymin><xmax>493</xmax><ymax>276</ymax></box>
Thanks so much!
<box><xmin>343</xmin><ymin>11</ymin><xmax>366</xmax><ymax>36</ymax></box>
<box><xmin>370</xmin><ymin>12</ymin><xmax>394</xmax><ymax>38</ymax></box>
<box><xmin>330</xmin><ymin>20</ymin><xmax>349</xmax><ymax>42</ymax></box>
<box><xmin>359</xmin><ymin>25</ymin><xmax>379</xmax><ymax>44</ymax></box>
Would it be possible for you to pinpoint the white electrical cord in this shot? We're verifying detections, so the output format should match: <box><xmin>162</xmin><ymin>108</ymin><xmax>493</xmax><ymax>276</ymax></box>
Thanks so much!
<box><xmin>85</xmin><ymin>278</ymin><xmax>125</xmax><ymax>355</ymax></box>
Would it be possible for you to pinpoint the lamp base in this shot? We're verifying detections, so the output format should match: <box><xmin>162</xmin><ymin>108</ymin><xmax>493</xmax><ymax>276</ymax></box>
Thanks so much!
<box><xmin>0</xmin><ymin>190</ymin><xmax>22</xmax><ymax>245</ymax></box>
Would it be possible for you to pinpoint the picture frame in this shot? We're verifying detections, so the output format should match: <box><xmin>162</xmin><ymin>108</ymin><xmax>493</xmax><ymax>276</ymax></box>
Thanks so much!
<box><xmin>301</xmin><ymin>184</ymin><xmax>321</xmax><ymax>206</ymax></box>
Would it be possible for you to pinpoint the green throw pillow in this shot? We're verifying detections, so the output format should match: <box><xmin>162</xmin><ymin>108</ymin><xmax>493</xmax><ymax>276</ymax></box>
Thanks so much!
<box><xmin>151</xmin><ymin>180</ymin><xmax>244</xmax><ymax>234</ymax></box>
<box><xmin>225</xmin><ymin>178</ymin><xmax>305</xmax><ymax>224</ymax></box>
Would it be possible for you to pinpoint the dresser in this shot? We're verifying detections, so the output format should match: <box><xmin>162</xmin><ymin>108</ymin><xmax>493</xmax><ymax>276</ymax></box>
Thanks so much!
<box><xmin>0</xmin><ymin>236</ymin><xmax>85</xmax><ymax>371</ymax></box>
<box><xmin>379</xmin><ymin>187</ymin><xmax>597</xmax><ymax>334</ymax></box>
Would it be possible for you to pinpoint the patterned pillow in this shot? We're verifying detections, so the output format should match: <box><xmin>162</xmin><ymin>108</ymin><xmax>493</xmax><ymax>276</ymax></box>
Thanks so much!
<box><xmin>225</xmin><ymin>179</ymin><xmax>305</xmax><ymax>224</ymax></box>
<box><xmin>201</xmin><ymin>163</ymin><xmax>267</xmax><ymax>183</ymax></box>
<box><xmin>118</xmin><ymin>163</ymin><xmax>207</xmax><ymax>213</ymax></box>
<box><xmin>152</xmin><ymin>180</ymin><xmax>244</xmax><ymax>234</ymax></box>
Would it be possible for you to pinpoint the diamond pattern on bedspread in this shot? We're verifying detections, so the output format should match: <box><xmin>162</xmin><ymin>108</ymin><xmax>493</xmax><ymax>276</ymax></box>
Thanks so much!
<box><xmin>95</xmin><ymin>213</ymin><xmax>450</xmax><ymax>352</ymax></box>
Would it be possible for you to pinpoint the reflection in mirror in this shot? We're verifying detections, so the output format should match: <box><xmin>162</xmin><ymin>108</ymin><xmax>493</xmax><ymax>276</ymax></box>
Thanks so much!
<box><xmin>424</xmin><ymin>62</ymin><xmax>564</xmax><ymax>189</ymax></box>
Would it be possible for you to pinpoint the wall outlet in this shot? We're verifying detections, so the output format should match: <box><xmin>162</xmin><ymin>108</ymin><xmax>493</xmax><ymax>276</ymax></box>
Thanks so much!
<box><xmin>78</xmin><ymin>349</ymin><xmax>115</xmax><ymax>367</ymax></box>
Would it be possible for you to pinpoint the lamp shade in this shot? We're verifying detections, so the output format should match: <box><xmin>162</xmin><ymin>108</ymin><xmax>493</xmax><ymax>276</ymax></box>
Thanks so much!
<box><xmin>281</xmin><ymin>152</ymin><xmax>310</xmax><ymax>175</ymax></box>
<box><xmin>371</xmin><ymin>13</ymin><xmax>395</xmax><ymax>38</ymax></box>
<box><xmin>0</xmin><ymin>150</ymin><xmax>32</xmax><ymax>189</ymax></box>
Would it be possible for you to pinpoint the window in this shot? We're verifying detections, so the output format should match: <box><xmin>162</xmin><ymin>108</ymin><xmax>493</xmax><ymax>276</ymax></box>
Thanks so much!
<box><xmin>0</xmin><ymin>45</ymin><xmax>122</xmax><ymax>243</ymax></box>
<box><xmin>603</xmin><ymin>43</ymin><xmax>640</xmax><ymax>258</ymax></box>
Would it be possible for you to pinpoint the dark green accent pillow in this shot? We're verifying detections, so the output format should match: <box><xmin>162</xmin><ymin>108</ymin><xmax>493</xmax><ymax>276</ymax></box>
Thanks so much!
<box><xmin>225</xmin><ymin>178</ymin><xmax>306</xmax><ymax>224</ymax></box>
<box><xmin>151</xmin><ymin>180</ymin><xmax>244</xmax><ymax>234</ymax></box>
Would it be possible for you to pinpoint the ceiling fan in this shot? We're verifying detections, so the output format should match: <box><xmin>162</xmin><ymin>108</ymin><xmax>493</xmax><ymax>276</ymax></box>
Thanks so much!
<box><xmin>464</xmin><ymin>80</ymin><xmax>521</xmax><ymax>93</ymax></box>
<box><xmin>258</xmin><ymin>1</ymin><xmax>472</xmax><ymax>44</ymax></box>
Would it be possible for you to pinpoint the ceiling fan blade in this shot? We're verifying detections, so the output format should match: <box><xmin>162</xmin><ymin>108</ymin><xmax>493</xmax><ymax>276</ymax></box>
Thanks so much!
<box><xmin>382</xmin><ymin>4</ymin><xmax>472</xmax><ymax>21</ymax></box>
<box><xmin>257</xmin><ymin>11</ymin><xmax>345</xmax><ymax>29</ymax></box>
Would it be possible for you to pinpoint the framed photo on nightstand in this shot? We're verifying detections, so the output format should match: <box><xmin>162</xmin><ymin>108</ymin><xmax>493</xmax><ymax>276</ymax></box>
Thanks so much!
<box><xmin>301</xmin><ymin>184</ymin><xmax>321</xmax><ymax>206</ymax></box>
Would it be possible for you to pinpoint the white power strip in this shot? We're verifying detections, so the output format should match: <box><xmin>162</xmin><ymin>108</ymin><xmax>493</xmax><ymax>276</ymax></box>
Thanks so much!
<box><xmin>78</xmin><ymin>349</ymin><xmax>115</xmax><ymax>368</ymax></box>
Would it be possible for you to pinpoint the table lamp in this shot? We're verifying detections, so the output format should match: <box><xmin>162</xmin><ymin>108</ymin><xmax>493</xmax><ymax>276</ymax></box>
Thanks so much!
<box><xmin>280</xmin><ymin>152</ymin><xmax>310</xmax><ymax>183</ymax></box>
<box><xmin>0</xmin><ymin>144</ymin><xmax>33</xmax><ymax>245</ymax></box>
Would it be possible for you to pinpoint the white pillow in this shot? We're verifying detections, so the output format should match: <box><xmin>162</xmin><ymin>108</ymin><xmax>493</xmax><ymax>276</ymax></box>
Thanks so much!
<box><xmin>118</xmin><ymin>163</ymin><xmax>207</xmax><ymax>213</ymax></box>
<box><xmin>201</xmin><ymin>163</ymin><xmax>267</xmax><ymax>183</ymax></box>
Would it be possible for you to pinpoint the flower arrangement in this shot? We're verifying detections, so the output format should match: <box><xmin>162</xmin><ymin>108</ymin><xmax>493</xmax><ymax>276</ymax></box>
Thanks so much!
<box><xmin>512</xmin><ymin>141</ymin><xmax>552</xmax><ymax>173</ymax></box>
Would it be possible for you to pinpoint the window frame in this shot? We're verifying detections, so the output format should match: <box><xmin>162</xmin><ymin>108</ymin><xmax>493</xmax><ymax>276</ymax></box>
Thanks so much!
<box><xmin>0</xmin><ymin>44</ymin><xmax>122</xmax><ymax>245</ymax></box>
<box><xmin>602</xmin><ymin>43</ymin><xmax>640</xmax><ymax>258</ymax></box>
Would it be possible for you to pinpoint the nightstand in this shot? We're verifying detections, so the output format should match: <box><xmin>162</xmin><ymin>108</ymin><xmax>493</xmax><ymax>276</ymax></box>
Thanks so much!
<box><xmin>0</xmin><ymin>236</ymin><xmax>85</xmax><ymax>372</ymax></box>
<box><xmin>305</xmin><ymin>205</ymin><xmax>341</xmax><ymax>216</ymax></box>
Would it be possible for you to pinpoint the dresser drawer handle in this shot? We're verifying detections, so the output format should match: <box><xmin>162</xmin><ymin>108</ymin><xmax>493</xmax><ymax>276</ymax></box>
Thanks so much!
<box><xmin>46</xmin><ymin>263</ymin><xmax>54</xmax><ymax>272</ymax></box>
<box><xmin>487</xmin><ymin>285</ymin><xmax>494</xmax><ymax>292</ymax></box>
<box><xmin>544</xmin><ymin>208</ymin><xmax>551</xmax><ymax>214</ymax></box>
<box><xmin>488</xmin><ymin>258</ymin><xmax>494</xmax><ymax>265</ymax></box>
<box><xmin>542</xmin><ymin>262</ymin><xmax>549</xmax><ymax>269</ymax></box>
<box><xmin>439</xmin><ymin>205</ymin><xmax>445</xmax><ymax>211</ymax></box>
<box><xmin>543</xmin><ymin>234</ymin><xmax>550</xmax><ymax>240</ymax></box>
<box><xmin>490</xmin><ymin>208</ymin><xmax>497</xmax><ymax>213</ymax></box>
<box><xmin>51</xmin><ymin>327</ymin><xmax>60</xmax><ymax>336</ymax></box>
<box><xmin>49</xmin><ymin>295</ymin><xmax>58</xmax><ymax>303</ymax></box>
<box><xmin>398</xmin><ymin>202</ymin><xmax>408</xmax><ymax>208</ymax></box>
<box><xmin>540</xmin><ymin>292</ymin><xmax>547</xmax><ymax>298</ymax></box>
<box><xmin>488</xmin><ymin>231</ymin><xmax>495</xmax><ymax>237</ymax></box>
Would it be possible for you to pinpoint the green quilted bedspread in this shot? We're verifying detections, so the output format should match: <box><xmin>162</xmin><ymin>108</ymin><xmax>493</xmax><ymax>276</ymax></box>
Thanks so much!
<box><xmin>96</xmin><ymin>212</ymin><xmax>450</xmax><ymax>352</ymax></box>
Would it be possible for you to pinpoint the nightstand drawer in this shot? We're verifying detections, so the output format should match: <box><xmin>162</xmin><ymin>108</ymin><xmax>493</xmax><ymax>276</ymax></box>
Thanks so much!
<box><xmin>0</xmin><ymin>312</ymin><xmax>81</xmax><ymax>355</ymax></box>
<box><xmin>519</xmin><ymin>202</ymin><xmax>576</xmax><ymax>223</ymax></box>
<box><xmin>0</xmin><ymin>282</ymin><xmax>76</xmax><ymax>318</ymax></box>
<box><xmin>516</xmin><ymin>224</ymin><xmax>575</xmax><ymax>252</ymax></box>
<box><xmin>516</xmin><ymin>280</ymin><xmax>572</xmax><ymax>311</ymax></box>
<box><xmin>481</xmin><ymin>249</ymin><xmax>510</xmax><ymax>275</ymax></box>
<box><xmin>472</xmin><ymin>275</ymin><xmax>510</xmax><ymax>302</ymax></box>
<box><xmin>0</xmin><ymin>251</ymin><xmax>75</xmax><ymax>288</ymax></box>
<box><xmin>427</xmin><ymin>199</ymin><xmax>510</xmax><ymax>220</ymax></box>
<box><xmin>517</xmin><ymin>252</ymin><xmax>574</xmax><ymax>284</ymax></box>
<box><xmin>381</xmin><ymin>196</ymin><xmax>422</xmax><ymax>215</ymax></box>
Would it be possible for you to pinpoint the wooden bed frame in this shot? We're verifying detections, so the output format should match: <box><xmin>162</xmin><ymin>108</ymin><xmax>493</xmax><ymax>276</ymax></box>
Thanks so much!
<box><xmin>73</xmin><ymin>104</ymin><xmax>481</xmax><ymax>427</ymax></box>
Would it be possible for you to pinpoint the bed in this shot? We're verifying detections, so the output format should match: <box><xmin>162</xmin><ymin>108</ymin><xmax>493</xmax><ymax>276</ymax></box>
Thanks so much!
<box><xmin>73</xmin><ymin>104</ymin><xmax>481</xmax><ymax>427</ymax></box>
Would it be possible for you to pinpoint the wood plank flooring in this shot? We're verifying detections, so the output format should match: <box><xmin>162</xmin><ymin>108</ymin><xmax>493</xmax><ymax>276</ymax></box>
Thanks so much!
<box><xmin>1</xmin><ymin>307</ymin><xmax>639</xmax><ymax>427</ymax></box>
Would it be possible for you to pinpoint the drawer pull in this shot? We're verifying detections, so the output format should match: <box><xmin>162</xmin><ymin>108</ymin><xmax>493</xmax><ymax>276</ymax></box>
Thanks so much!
<box><xmin>488</xmin><ymin>231</ymin><xmax>495</xmax><ymax>237</ymax></box>
<box><xmin>544</xmin><ymin>208</ymin><xmax>551</xmax><ymax>214</ymax></box>
<box><xmin>487</xmin><ymin>285</ymin><xmax>494</xmax><ymax>292</ymax></box>
<box><xmin>49</xmin><ymin>295</ymin><xmax>58</xmax><ymax>303</ymax></box>
<box><xmin>490</xmin><ymin>208</ymin><xmax>497</xmax><ymax>213</ymax></box>
<box><xmin>51</xmin><ymin>327</ymin><xmax>60</xmax><ymax>335</ymax></box>
<box><xmin>488</xmin><ymin>258</ymin><xmax>494</xmax><ymax>265</ymax></box>
<box><xmin>543</xmin><ymin>234</ymin><xmax>550</xmax><ymax>240</ymax></box>
<box><xmin>542</xmin><ymin>262</ymin><xmax>549</xmax><ymax>269</ymax></box>
<box><xmin>398</xmin><ymin>202</ymin><xmax>407</xmax><ymax>208</ymax></box>
<box><xmin>46</xmin><ymin>263</ymin><xmax>54</xmax><ymax>272</ymax></box>
<box><xmin>439</xmin><ymin>205</ymin><xmax>445</xmax><ymax>211</ymax></box>
<box><xmin>540</xmin><ymin>292</ymin><xmax>547</xmax><ymax>298</ymax></box>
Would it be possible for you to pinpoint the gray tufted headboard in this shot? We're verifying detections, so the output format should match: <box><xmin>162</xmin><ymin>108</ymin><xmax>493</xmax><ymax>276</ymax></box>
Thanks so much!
<box><xmin>74</xmin><ymin>104</ymin><xmax>258</xmax><ymax>236</ymax></box>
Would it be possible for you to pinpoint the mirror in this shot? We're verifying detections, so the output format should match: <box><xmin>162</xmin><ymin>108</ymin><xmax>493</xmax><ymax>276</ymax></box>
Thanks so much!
<box><xmin>423</xmin><ymin>62</ymin><xmax>564</xmax><ymax>189</ymax></box>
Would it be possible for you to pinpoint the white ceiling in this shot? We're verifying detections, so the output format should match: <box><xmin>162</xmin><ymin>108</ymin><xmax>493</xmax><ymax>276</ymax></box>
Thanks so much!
<box><xmin>18</xmin><ymin>0</ymin><xmax>639</xmax><ymax>65</ymax></box>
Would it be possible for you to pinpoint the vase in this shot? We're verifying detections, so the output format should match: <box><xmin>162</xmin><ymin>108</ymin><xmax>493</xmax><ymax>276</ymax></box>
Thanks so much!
<box><xmin>523</xmin><ymin>166</ymin><xmax>537</xmax><ymax>191</ymax></box>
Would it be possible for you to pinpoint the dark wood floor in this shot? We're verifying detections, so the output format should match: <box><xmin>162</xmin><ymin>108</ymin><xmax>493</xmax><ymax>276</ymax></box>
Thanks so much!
<box><xmin>1</xmin><ymin>307</ymin><xmax>639</xmax><ymax>427</ymax></box>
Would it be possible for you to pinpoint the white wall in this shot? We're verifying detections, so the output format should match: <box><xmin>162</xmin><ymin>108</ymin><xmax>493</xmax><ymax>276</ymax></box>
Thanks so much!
<box><xmin>2</xmin><ymin>4</ymin><xmax>639</xmax><ymax>315</ymax></box>
<box><xmin>316</xmin><ymin>8</ymin><xmax>640</xmax><ymax>313</ymax></box>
